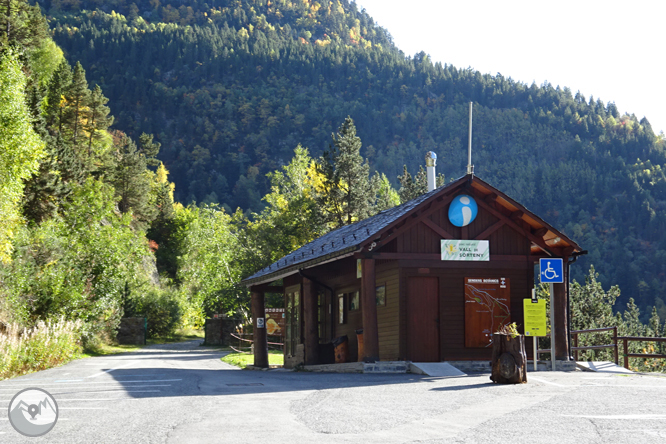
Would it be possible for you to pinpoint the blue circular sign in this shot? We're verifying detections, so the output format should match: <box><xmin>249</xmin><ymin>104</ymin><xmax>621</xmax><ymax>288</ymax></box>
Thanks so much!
<box><xmin>448</xmin><ymin>195</ymin><xmax>478</xmax><ymax>227</ymax></box>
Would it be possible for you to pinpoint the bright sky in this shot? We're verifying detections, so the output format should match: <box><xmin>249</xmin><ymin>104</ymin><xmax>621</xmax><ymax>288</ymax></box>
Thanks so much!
<box><xmin>355</xmin><ymin>0</ymin><xmax>666</xmax><ymax>136</ymax></box>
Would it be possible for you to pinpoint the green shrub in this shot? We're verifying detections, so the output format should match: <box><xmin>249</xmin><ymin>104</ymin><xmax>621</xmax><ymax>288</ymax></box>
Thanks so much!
<box><xmin>132</xmin><ymin>288</ymin><xmax>183</xmax><ymax>339</ymax></box>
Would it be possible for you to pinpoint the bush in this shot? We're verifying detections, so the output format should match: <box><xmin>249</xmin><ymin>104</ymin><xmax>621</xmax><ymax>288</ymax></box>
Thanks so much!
<box><xmin>0</xmin><ymin>318</ymin><xmax>83</xmax><ymax>380</ymax></box>
<box><xmin>131</xmin><ymin>288</ymin><xmax>183</xmax><ymax>339</ymax></box>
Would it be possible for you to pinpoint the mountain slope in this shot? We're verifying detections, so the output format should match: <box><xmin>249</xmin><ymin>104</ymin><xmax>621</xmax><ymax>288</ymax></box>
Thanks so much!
<box><xmin>43</xmin><ymin>0</ymin><xmax>666</xmax><ymax>316</ymax></box>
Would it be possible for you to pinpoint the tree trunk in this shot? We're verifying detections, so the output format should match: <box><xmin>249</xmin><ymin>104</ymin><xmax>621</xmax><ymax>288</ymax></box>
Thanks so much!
<box><xmin>490</xmin><ymin>333</ymin><xmax>527</xmax><ymax>384</ymax></box>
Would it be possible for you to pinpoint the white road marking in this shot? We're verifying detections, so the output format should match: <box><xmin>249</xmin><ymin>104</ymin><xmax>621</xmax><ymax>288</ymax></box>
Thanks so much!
<box><xmin>0</xmin><ymin>374</ymin><xmax>167</xmax><ymax>384</ymax></box>
<box><xmin>51</xmin><ymin>389</ymin><xmax>161</xmax><ymax>394</ymax></box>
<box><xmin>0</xmin><ymin>379</ymin><xmax>181</xmax><ymax>388</ymax></box>
<box><xmin>529</xmin><ymin>376</ymin><xmax>568</xmax><ymax>387</ymax></box>
<box><xmin>564</xmin><ymin>414</ymin><xmax>666</xmax><ymax>420</ymax></box>
<box><xmin>86</xmin><ymin>361</ymin><xmax>137</xmax><ymax>378</ymax></box>
<box><xmin>1</xmin><ymin>398</ymin><xmax>136</xmax><ymax>402</ymax></box>
<box><xmin>0</xmin><ymin>384</ymin><xmax>171</xmax><ymax>392</ymax></box>
<box><xmin>582</xmin><ymin>384</ymin><xmax>666</xmax><ymax>388</ymax></box>
<box><xmin>58</xmin><ymin>407</ymin><xmax>109</xmax><ymax>410</ymax></box>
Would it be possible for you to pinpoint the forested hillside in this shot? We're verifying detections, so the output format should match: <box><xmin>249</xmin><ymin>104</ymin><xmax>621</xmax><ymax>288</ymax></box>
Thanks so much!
<box><xmin>38</xmin><ymin>0</ymin><xmax>666</xmax><ymax>317</ymax></box>
<box><xmin>2</xmin><ymin>0</ymin><xmax>666</xmax><ymax>377</ymax></box>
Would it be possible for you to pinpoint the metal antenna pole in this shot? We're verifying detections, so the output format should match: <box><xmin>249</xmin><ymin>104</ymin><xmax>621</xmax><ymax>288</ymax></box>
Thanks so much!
<box><xmin>467</xmin><ymin>102</ymin><xmax>473</xmax><ymax>175</ymax></box>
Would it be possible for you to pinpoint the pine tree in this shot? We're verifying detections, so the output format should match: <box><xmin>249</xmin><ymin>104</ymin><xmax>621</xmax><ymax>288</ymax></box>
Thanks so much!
<box><xmin>63</xmin><ymin>62</ymin><xmax>89</xmax><ymax>149</ymax></box>
<box><xmin>376</xmin><ymin>173</ymin><xmax>399</xmax><ymax>212</ymax></box>
<box><xmin>138</xmin><ymin>132</ymin><xmax>161</xmax><ymax>167</ymax></box>
<box><xmin>108</xmin><ymin>131</ymin><xmax>156</xmax><ymax>229</ymax></box>
<box><xmin>316</xmin><ymin>116</ymin><xmax>378</xmax><ymax>227</ymax></box>
<box><xmin>398</xmin><ymin>164</ymin><xmax>446</xmax><ymax>203</ymax></box>
<box><xmin>45</xmin><ymin>59</ymin><xmax>71</xmax><ymax>132</ymax></box>
<box><xmin>147</xmin><ymin>162</ymin><xmax>178</xmax><ymax>278</ymax></box>
<box><xmin>85</xmin><ymin>85</ymin><xmax>113</xmax><ymax>156</ymax></box>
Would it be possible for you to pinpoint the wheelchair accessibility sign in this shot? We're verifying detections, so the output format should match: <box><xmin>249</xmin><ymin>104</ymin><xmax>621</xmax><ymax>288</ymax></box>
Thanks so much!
<box><xmin>540</xmin><ymin>258</ymin><xmax>563</xmax><ymax>283</ymax></box>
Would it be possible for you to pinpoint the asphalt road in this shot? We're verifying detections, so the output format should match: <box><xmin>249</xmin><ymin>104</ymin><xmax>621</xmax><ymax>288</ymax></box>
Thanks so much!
<box><xmin>1</xmin><ymin>341</ymin><xmax>666</xmax><ymax>443</ymax></box>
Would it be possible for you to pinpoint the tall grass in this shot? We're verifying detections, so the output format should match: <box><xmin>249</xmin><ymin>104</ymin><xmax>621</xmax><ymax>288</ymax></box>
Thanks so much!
<box><xmin>0</xmin><ymin>318</ymin><xmax>83</xmax><ymax>380</ymax></box>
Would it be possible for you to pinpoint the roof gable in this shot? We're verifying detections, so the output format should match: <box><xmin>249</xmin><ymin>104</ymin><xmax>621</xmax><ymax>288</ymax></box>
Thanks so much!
<box><xmin>242</xmin><ymin>174</ymin><xmax>583</xmax><ymax>286</ymax></box>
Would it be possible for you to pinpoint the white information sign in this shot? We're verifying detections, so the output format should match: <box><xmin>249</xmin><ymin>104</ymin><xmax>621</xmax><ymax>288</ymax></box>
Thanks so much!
<box><xmin>441</xmin><ymin>240</ymin><xmax>489</xmax><ymax>261</ymax></box>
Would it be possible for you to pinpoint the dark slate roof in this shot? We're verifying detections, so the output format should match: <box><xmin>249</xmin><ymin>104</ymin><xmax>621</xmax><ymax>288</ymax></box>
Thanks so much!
<box><xmin>241</xmin><ymin>173</ymin><xmax>584</xmax><ymax>286</ymax></box>
<box><xmin>241</xmin><ymin>180</ymin><xmax>452</xmax><ymax>286</ymax></box>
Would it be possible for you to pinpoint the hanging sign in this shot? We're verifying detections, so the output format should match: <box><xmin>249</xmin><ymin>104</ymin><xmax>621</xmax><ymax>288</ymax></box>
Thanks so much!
<box><xmin>448</xmin><ymin>195</ymin><xmax>478</xmax><ymax>227</ymax></box>
<box><xmin>523</xmin><ymin>299</ymin><xmax>547</xmax><ymax>336</ymax></box>
<box><xmin>539</xmin><ymin>258</ymin><xmax>564</xmax><ymax>283</ymax></box>
<box><xmin>464</xmin><ymin>277</ymin><xmax>511</xmax><ymax>347</ymax></box>
<box><xmin>441</xmin><ymin>240</ymin><xmax>489</xmax><ymax>261</ymax></box>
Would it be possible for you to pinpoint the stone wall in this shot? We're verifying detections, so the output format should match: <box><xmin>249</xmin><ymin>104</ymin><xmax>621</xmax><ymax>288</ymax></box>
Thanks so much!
<box><xmin>285</xmin><ymin>344</ymin><xmax>305</xmax><ymax>369</ymax></box>
<box><xmin>204</xmin><ymin>317</ymin><xmax>242</xmax><ymax>346</ymax></box>
<box><xmin>117</xmin><ymin>317</ymin><xmax>146</xmax><ymax>345</ymax></box>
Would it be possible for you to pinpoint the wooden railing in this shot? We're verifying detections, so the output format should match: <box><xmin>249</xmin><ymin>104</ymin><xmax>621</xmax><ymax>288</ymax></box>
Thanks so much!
<box><xmin>572</xmin><ymin>327</ymin><xmax>619</xmax><ymax>365</ymax></box>
<box><xmin>537</xmin><ymin>327</ymin><xmax>666</xmax><ymax>370</ymax></box>
<box><xmin>620</xmin><ymin>336</ymin><xmax>666</xmax><ymax>369</ymax></box>
<box><xmin>229</xmin><ymin>332</ymin><xmax>284</xmax><ymax>354</ymax></box>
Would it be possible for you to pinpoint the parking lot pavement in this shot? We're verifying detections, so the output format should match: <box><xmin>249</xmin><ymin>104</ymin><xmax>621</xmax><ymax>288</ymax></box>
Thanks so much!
<box><xmin>1</xmin><ymin>342</ymin><xmax>665</xmax><ymax>444</ymax></box>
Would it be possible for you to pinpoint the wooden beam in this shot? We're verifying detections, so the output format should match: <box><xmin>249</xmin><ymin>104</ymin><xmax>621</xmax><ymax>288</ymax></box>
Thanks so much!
<box><xmin>510</xmin><ymin>210</ymin><xmax>524</xmax><ymax>221</ymax></box>
<box><xmin>302</xmin><ymin>277</ymin><xmax>319</xmax><ymax>365</ymax></box>
<box><xmin>251</xmin><ymin>290</ymin><xmax>268</xmax><ymax>368</ymax></box>
<box><xmin>474</xmin><ymin>220</ymin><xmax>505</xmax><ymax>240</ymax></box>
<box><xmin>533</xmin><ymin>227</ymin><xmax>548</xmax><ymax>238</ymax></box>
<box><xmin>367</xmin><ymin>252</ymin><xmax>532</xmax><ymax>262</ymax></box>
<box><xmin>484</xmin><ymin>193</ymin><xmax>498</xmax><ymax>205</ymax></box>
<box><xmin>251</xmin><ymin>283</ymin><xmax>284</xmax><ymax>293</ymax></box>
<box><xmin>373</xmin><ymin>194</ymin><xmax>456</xmax><ymax>250</ymax></box>
<box><xmin>470</xmin><ymin>189</ymin><xmax>559</xmax><ymax>256</ymax></box>
<box><xmin>361</xmin><ymin>258</ymin><xmax>379</xmax><ymax>362</ymax></box>
<box><xmin>421</xmin><ymin>218</ymin><xmax>454</xmax><ymax>239</ymax></box>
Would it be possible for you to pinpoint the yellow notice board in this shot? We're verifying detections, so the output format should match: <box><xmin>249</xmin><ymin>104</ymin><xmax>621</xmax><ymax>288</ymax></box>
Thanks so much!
<box><xmin>523</xmin><ymin>299</ymin><xmax>547</xmax><ymax>337</ymax></box>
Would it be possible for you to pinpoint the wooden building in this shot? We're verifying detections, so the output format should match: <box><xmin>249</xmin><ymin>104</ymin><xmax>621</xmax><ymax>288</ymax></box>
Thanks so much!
<box><xmin>241</xmin><ymin>174</ymin><xmax>584</xmax><ymax>368</ymax></box>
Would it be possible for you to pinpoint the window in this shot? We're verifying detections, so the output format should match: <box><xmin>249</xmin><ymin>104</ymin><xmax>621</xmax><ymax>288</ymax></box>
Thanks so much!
<box><xmin>376</xmin><ymin>285</ymin><xmax>386</xmax><ymax>306</ymax></box>
<box><xmin>349</xmin><ymin>291</ymin><xmax>360</xmax><ymax>311</ymax></box>
<box><xmin>338</xmin><ymin>294</ymin><xmax>346</xmax><ymax>324</ymax></box>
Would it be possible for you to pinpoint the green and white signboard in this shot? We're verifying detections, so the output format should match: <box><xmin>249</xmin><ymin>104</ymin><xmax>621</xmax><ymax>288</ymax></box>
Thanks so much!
<box><xmin>441</xmin><ymin>240</ymin><xmax>489</xmax><ymax>261</ymax></box>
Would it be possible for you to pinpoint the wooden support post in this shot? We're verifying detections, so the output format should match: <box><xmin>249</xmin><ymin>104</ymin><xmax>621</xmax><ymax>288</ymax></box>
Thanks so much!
<box><xmin>361</xmin><ymin>258</ymin><xmax>379</xmax><ymax>362</ymax></box>
<box><xmin>613</xmin><ymin>326</ymin><xmax>619</xmax><ymax>366</ymax></box>
<box><xmin>553</xmin><ymin>258</ymin><xmax>569</xmax><ymax>361</ymax></box>
<box><xmin>553</xmin><ymin>281</ymin><xmax>569</xmax><ymax>360</ymax></box>
<box><xmin>623</xmin><ymin>338</ymin><xmax>629</xmax><ymax>369</ymax></box>
<box><xmin>302</xmin><ymin>277</ymin><xmax>319</xmax><ymax>365</ymax></box>
<box><xmin>251</xmin><ymin>290</ymin><xmax>268</xmax><ymax>368</ymax></box>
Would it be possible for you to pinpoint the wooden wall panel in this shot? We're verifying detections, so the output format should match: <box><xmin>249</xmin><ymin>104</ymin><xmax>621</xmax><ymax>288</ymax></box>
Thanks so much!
<box><xmin>376</xmin><ymin>263</ymin><xmax>400</xmax><ymax>361</ymax></box>
<box><xmin>332</xmin><ymin>286</ymin><xmax>363</xmax><ymax>361</ymax></box>
<box><xmin>467</xmin><ymin>207</ymin><xmax>499</xmax><ymax>240</ymax></box>
<box><xmin>403</xmin><ymin>264</ymin><xmax>533</xmax><ymax>361</ymax></box>
<box><xmin>395</xmin><ymin>195</ymin><xmax>530</xmax><ymax>258</ymax></box>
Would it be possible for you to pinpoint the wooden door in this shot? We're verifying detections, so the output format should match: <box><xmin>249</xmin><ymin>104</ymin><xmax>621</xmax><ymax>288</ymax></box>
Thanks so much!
<box><xmin>407</xmin><ymin>277</ymin><xmax>440</xmax><ymax>362</ymax></box>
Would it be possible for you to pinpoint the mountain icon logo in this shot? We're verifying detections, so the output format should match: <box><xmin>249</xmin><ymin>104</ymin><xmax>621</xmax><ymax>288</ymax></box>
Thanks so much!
<box><xmin>8</xmin><ymin>388</ymin><xmax>59</xmax><ymax>437</ymax></box>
